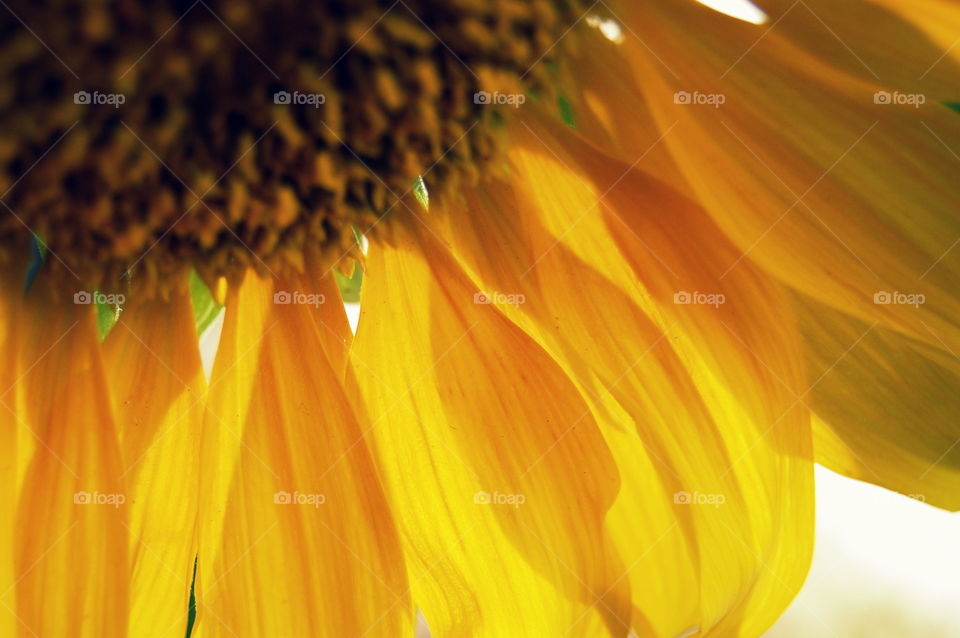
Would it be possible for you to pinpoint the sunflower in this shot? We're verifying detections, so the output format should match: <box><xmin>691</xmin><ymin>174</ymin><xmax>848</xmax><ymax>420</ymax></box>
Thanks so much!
<box><xmin>1</xmin><ymin>0</ymin><xmax>958</xmax><ymax>636</ymax></box>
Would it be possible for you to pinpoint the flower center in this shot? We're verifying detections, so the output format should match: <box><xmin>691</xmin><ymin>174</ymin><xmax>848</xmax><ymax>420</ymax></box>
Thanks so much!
<box><xmin>0</xmin><ymin>0</ymin><xmax>584</xmax><ymax>295</ymax></box>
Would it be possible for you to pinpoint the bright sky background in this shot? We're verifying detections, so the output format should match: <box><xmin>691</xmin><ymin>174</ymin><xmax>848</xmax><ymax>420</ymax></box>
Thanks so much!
<box><xmin>768</xmin><ymin>466</ymin><xmax>960</xmax><ymax>637</ymax></box>
<box><xmin>695</xmin><ymin>0</ymin><xmax>769</xmax><ymax>25</ymax></box>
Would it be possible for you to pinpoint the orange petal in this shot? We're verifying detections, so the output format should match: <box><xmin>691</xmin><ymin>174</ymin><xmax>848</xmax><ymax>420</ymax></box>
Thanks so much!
<box><xmin>586</xmin><ymin>0</ymin><xmax>960</xmax><ymax>354</ymax></box>
<box><xmin>4</xmin><ymin>283</ymin><xmax>128</xmax><ymax>637</ymax></box>
<box><xmin>0</xmin><ymin>274</ymin><xmax>17</xmax><ymax>637</ymax></box>
<box><xmin>793</xmin><ymin>291</ymin><xmax>960</xmax><ymax>510</ymax></box>
<box><xmin>303</xmin><ymin>251</ymin><xmax>354</xmax><ymax>374</ymax></box>
<box><xmin>103</xmin><ymin>285</ymin><xmax>204</xmax><ymax>636</ymax></box>
<box><xmin>348</xmin><ymin>220</ymin><xmax>632</xmax><ymax>637</ymax></box>
<box><xmin>868</xmin><ymin>0</ymin><xmax>960</xmax><ymax>67</ymax></box>
<box><xmin>573</xmin><ymin>1</ymin><xmax>960</xmax><ymax>506</ymax></box>
<box><xmin>196</xmin><ymin>268</ymin><xmax>409</xmax><ymax>637</ymax></box>
<box><xmin>426</xmin><ymin>109</ymin><xmax>815</xmax><ymax>636</ymax></box>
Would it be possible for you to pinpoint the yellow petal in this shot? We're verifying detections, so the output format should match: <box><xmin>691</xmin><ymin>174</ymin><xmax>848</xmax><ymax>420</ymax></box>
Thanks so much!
<box><xmin>588</xmin><ymin>0</ymin><xmax>960</xmax><ymax>355</ymax></box>
<box><xmin>196</xmin><ymin>268</ymin><xmax>409</xmax><ymax>637</ymax></box>
<box><xmin>4</xmin><ymin>284</ymin><xmax>128</xmax><ymax>637</ymax></box>
<box><xmin>0</xmin><ymin>275</ymin><xmax>18</xmax><ymax>637</ymax></box>
<box><xmin>103</xmin><ymin>285</ymin><xmax>204</xmax><ymax>636</ymax></box>
<box><xmin>428</xmin><ymin>110</ymin><xmax>815</xmax><ymax>636</ymax></box>
<box><xmin>430</xmin><ymin>185</ymin><xmax>696</xmax><ymax>637</ymax></box>
<box><xmin>696</xmin><ymin>0</ymin><xmax>959</xmax><ymax>94</ymax></box>
<box><xmin>556</xmin><ymin>28</ymin><xmax>685</xmax><ymax>190</ymax></box>
<box><xmin>792</xmin><ymin>291</ymin><xmax>960</xmax><ymax>509</ymax></box>
<box><xmin>349</xmin><ymin>221</ymin><xmax>632</xmax><ymax>637</ymax></box>
<box><xmin>303</xmin><ymin>251</ymin><xmax>354</xmax><ymax>375</ymax></box>
<box><xmin>868</xmin><ymin>0</ymin><xmax>960</xmax><ymax>66</ymax></box>
<box><xmin>578</xmin><ymin>1</ymin><xmax>960</xmax><ymax>504</ymax></box>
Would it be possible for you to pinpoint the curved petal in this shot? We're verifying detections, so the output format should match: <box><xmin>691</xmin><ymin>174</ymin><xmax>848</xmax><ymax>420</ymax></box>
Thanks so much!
<box><xmin>304</xmin><ymin>255</ymin><xmax>354</xmax><ymax>375</ymax></box>
<box><xmin>572</xmin><ymin>1</ymin><xmax>960</xmax><ymax>505</ymax></box>
<box><xmin>0</xmin><ymin>274</ymin><xmax>16</xmax><ymax>637</ymax></box>
<box><xmin>103</xmin><ymin>286</ymin><xmax>204</xmax><ymax>636</ymax></box>
<box><xmin>592</xmin><ymin>0</ymin><xmax>960</xmax><ymax>351</ymax></box>
<box><xmin>425</xmin><ymin>111</ymin><xmax>815</xmax><ymax>636</ymax></box>
<box><xmin>349</xmin><ymin>221</ymin><xmax>631</xmax><ymax>637</ymax></box>
<box><xmin>4</xmin><ymin>283</ymin><xmax>129</xmax><ymax>637</ymax></box>
<box><xmin>867</xmin><ymin>0</ymin><xmax>960</xmax><ymax>66</ymax></box>
<box><xmin>555</xmin><ymin>28</ymin><xmax>685</xmax><ymax>192</ymax></box>
<box><xmin>792</xmin><ymin>291</ymin><xmax>960</xmax><ymax>509</ymax></box>
<box><xmin>195</xmin><ymin>269</ymin><xmax>410</xmax><ymax>637</ymax></box>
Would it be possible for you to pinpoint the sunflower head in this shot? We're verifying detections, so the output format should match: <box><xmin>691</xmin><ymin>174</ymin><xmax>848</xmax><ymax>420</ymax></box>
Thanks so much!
<box><xmin>0</xmin><ymin>0</ymin><xmax>585</xmax><ymax>297</ymax></box>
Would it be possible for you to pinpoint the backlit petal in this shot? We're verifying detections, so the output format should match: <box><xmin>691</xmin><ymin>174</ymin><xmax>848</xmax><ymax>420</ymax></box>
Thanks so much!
<box><xmin>195</xmin><ymin>269</ymin><xmax>409</xmax><ymax>637</ymax></box>
<box><xmin>349</xmin><ymin>221</ymin><xmax>631</xmax><ymax>637</ymax></box>
<box><xmin>427</xmin><ymin>111</ymin><xmax>815</xmax><ymax>636</ymax></box>
<box><xmin>4</xmin><ymin>284</ymin><xmax>128</xmax><ymax>637</ymax></box>
<box><xmin>580</xmin><ymin>0</ymin><xmax>960</xmax><ymax>505</ymax></box>
<box><xmin>792</xmin><ymin>291</ymin><xmax>960</xmax><ymax>509</ymax></box>
<box><xmin>598</xmin><ymin>0</ymin><xmax>960</xmax><ymax>350</ymax></box>
<box><xmin>103</xmin><ymin>286</ymin><xmax>204</xmax><ymax>636</ymax></box>
<box><xmin>0</xmin><ymin>274</ymin><xmax>16</xmax><ymax>637</ymax></box>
